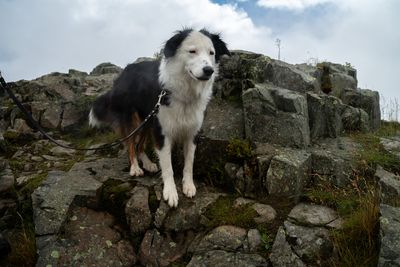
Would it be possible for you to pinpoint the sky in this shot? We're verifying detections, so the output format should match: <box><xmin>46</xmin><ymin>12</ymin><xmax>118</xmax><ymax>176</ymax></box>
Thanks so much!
<box><xmin>0</xmin><ymin>0</ymin><xmax>399</xmax><ymax>117</ymax></box>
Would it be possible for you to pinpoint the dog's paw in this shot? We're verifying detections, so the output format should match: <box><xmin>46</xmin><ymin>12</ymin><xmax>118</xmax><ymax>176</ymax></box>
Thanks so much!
<box><xmin>183</xmin><ymin>180</ymin><xmax>196</xmax><ymax>198</ymax></box>
<box><xmin>143</xmin><ymin>161</ymin><xmax>159</xmax><ymax>173</ymax></box>
<box><xmin>129</xmin><ymin>165</ymin><xmax>144</xmax><ymax>177</ymax></box>
<box><xmin>163</xmin><ymin>183</ymin><xmax>179</xmax><ymax>208</ymax></box>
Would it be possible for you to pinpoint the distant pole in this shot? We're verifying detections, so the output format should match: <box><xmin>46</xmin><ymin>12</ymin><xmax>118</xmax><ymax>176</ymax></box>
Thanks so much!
<box><xmin>275</xmin><ymin>38</ymin><xmax>281</xmax><ymax>60</ymax></box>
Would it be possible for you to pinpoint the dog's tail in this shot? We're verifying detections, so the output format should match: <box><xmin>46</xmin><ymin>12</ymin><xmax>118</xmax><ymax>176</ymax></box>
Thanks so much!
<box><xmin>88</xmin><ymin>92</ymin><xmax>113</xmax><ymax>128</ymax></box>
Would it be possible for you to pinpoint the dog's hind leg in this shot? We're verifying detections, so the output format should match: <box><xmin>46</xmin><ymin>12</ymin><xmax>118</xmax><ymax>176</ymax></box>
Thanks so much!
<box><xmin>128</xmin><ymin>138</ymin><xmax>144</xmax><ymax>176</ymax></box>
<box><xmin>137</xmin><ymin>134</ymin><xmax>159</xmax><ymax>173</ymax></box>
<box><xmin>127</xmin><ymin>113</ymin><xmax>144</xmax><ymax>177</ymax></box>
<box><xmin>182</xmin><ymin>137</ymin><xmax>197</xmax><ymax>198</ymax></box>
<box><xmin>140</xmin><ymin>152</ymin><xmax>159</xmax><ymax>173</ymax></box>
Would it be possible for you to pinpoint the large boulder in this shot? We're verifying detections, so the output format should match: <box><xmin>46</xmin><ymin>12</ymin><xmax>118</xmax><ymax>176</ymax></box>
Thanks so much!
<box><xmin>318</xmin><ymin>62</ymin><xmax>357</xmax><ymax>98</ymax></box>
<box><xmin>379</xmin><ymin>204</ymin><xmax>400</xmax><ymax>266</ymax></box>
<box><xmin>307</xmin><ymin>92</ymin><xmax>343</xmax><ymax>140</ymax></box>
<box><xmin>341</xmin><ymin>88</ymin><xmax>381</xmax><ymax>130</ymax></box>
<box><xmin>311</xmin><ymin>137</ymin><xmax>359</xmax><ymax>187</ymax></box>
<box><xmin>243</xmin><ymin>84</ymin><xmax>310</xmax><ymax>148</ymax></box>
<box><xmin>264</xmin><ymin>59</ymin><xmax>318</xmax><ymax>93</ymax></box>
<box><xmin>90</xmin><ymin>62</ymin><xmax>122</xmax><ymax>76</ymax></box>
<box><xmin>265</xmin><ymin>148</ymin><xmax>311</xmax><ymax>196</ymax></box>
<box><xmin>376</xmin><ymin>166</ymin><xmax>400</xmax><ymax>206</ymax></box>
<box><xmin>270</xmin><ymin>226</ymin><xmax>306</xmax><ymax>267</ymax></box>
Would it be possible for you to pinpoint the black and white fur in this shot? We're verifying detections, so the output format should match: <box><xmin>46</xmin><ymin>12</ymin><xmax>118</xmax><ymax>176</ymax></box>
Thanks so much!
<box><xmin>89</xmin><ymin>29</ymin><xmax>230</xmax><ymax>207</ymax></box>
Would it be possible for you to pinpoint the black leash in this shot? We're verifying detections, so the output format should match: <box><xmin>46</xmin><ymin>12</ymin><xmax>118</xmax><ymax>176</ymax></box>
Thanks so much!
<box><xmin>0</xmin><ymin>71</ymin><xmax>167</xmax><ymax>151</ymax></box>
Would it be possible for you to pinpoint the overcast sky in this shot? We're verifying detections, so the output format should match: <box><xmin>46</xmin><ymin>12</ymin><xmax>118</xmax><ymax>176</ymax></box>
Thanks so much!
<box><xmin>0</xmin><ymin>0</ymin><xmax>399</xmax><ymax>114</ymax></box>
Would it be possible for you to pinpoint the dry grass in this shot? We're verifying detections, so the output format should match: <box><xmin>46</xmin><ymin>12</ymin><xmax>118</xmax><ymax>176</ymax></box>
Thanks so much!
<box><xmin>329</xmin><ymin>187</ymin><xmax>380</xmax><ymax>267</ymax></box>
<box><xmin>1</xmin><ymin>213</ymin><xmax>37</xmax><ymax>267</ymax></box>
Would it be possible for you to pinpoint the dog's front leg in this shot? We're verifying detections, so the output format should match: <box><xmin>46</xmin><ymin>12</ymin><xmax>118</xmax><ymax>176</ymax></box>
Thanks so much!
<box><xmin>157</xmin><ymin>137</ymin><xmax>179</xmax><ymax>207</ymax></box>
<box><xmin>182</xmin><ymin>138</ymin><xmax>196</xmax><ymax>198</ymax></box>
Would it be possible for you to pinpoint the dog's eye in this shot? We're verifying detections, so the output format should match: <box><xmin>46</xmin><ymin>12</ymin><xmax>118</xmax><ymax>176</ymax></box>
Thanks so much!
<box><xmin>210</xmin><ymin>51</ymin><xmax>215</xmax><ymax>55</ymax></box>
<box><xmin>189</xmin><ymin>50</ymin><xmax>197</xmax><ymax>54</ymax></box>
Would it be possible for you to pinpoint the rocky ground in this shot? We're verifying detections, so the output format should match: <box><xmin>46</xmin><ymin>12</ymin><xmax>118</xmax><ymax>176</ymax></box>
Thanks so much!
<box><xmin>1</xmin><ymin>52</ymin><xmax>400</xmax><ymax>266</ymax></box>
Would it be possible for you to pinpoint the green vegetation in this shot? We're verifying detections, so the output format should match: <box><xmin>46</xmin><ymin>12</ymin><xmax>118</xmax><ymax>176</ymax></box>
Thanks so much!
<box><xmin>99</xmin><ymin>179</ymin><xmax>134</xmax><ymax>220</ymax></box>
<box><xmin>204</xmin><ymin>196</ymin><xmax>258</xmax><ymax>229</ymax></box>
<box><xmin>307</xmin><ymin>120</ymin><xmax>400</xmax><ymax>266</ymax></box>
<box><xmin>1</xmin><ymin>219</ymin><xmax>37</xmax><ymax>267</ymax></box>
<box><xmin>260</xmin><ymin>232</ymin><xmax>272</xmax><ymax>251</ymax></box>
<box><xmin>18</xmin><ymin>173</ymin><xmax>48</xmax><ymax>196</ymax></box>
<box><xmin>330</xmin><ymin>189</ymin><xmax>379</xmax><ymax>267</ymax></box>
<box><xmin>226</xmin><ymin>138</ymin><xmax>252</xmax><ymax>162</ymax></box>
<box><xmin>351</xmin><ymin>121</ymin><xmax>400</xmax><ymax>175</ymax></box>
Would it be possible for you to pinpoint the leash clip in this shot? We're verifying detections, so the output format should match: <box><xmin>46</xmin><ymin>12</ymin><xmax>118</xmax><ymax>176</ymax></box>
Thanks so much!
<box><xmin>156</xmin><ymin>90</ymin><xmax>168</xmax><ymax>108</ymax></box>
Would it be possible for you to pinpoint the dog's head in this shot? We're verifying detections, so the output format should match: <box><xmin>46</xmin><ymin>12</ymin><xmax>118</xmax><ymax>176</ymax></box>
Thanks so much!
<box><xmin>163</xmin><ymin>28</ymin><xmax>230</xmax><ymax>81</ymax></box>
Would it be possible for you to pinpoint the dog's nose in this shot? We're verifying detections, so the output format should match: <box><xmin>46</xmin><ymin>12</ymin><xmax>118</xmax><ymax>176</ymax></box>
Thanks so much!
<box><xmin>202</xmin><ymin>66</ymin><xmax>214</xmax><ymax>76</ymax></box>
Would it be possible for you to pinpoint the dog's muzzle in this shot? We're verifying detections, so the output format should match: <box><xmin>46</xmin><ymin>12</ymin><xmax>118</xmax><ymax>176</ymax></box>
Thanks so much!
<box><xmin>198</xmin><ymin>66</ymin><xmax>214</xmax><ymax>81</ymax></box>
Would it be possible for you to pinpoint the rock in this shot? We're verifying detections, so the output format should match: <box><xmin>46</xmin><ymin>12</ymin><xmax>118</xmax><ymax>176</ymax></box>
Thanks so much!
<box><xmin>319</xmin><ymin>62</ymin><xmax>357</xmax><ymax>97</ymax></box>
<box><xmin>193</xmin><ymin>225</ymin><xmax>247</xmax><ymax>253</ymax></box>
<box><xmin>224</xmin><ymin>162</ymin><xmax>254</xmax><ymax>196</ymax></box>
<box><xmin>284</xmin><ymin>221</ymin><xmax>333</xmax><ymax>263</ymax></box>
<box><xmin>265</xmin><ymin>149</ymin><xmax>311</xmax><ymax>196</ymax></box>
<box><xmin>12</xmin><ymin>118</ymin><xmax>33</xmax><ymax>134</ymax></box>
<box><xmin>311</xmin><ymin>137</ymin><xmax>359</xmax><ymax>187</ymax></box>
<box><xmin>224</xmin><ymin>163</ymin><xmax>244</xmax><ymax>182</ymax></box>
<box><xmin>139</xmin><ymin>229</ymin><xmax>194</xmax><ymax>267</ymax></box>
<box><xmin>0</xmin><ymin>162</ymin><xmax>14</xmax><ymax>194</ymax></box>
<box><xmin>31</xmin><ymin>155</ymin><xmax>44</xmax><ymax>162</ymax></box>
<box><xmin>341</xmin><ymin>105</ymin><xmax>370</xmax><ymax>132</ymax></box>
<box><xmin>33</xmin><ymin>156</ymin><xmax>134</xmax><ymax>265</ymax></box>
<box><xmin>380</xmin><ymin>137</ymin><xmax>400</xmax><ymax>160</ymax></box>
<box><xmin>16</xmin><ymin>174</ymin><xmax>37</xmax><ymax>186</ymax></box>
<box><xmin>269</xmin><ymin>226</ymin><xmax>305</xmax><ymax>267</ymax></box>
<box><xmin>36</xmin><ymin>206</ymin><xmax>136</xmax><ymax>267</ymax></box>
<box><xmin>133</xmin><ymin>57</ymin><xmax>155</xmax><ymax>64</ymax></box>
<box><xmin>341</xmin><ymin>88</ymin><xmax>381</xmax><ymax>130</ymax></box>
<box><xmin>288</xmin><ymin>203</ymin><xmax>339</xmax><ymax>227</ymax></box>
<box><xmin>252</xmin><ymin>203</ymin><xmax>277</xmax><ymax>223</ymax></box>
<box><xmin>376</xmin><ymin>166</ymin><xmax>400</xmax><ymax>206</ymax></box>
<box><xmin>90</xmin><ymin>62</ymin><xmax>122</xmax><ymax>75</ymax></box>
<box><xmin>187</xmin><ymin>250</ymin><xmax>268</xmax><ymax>267</ymax></box>
<box><xmin>32</xmin><ymin>170</ymin><xmax>102</xmax><ymax>236</ymax></box>
<box><xmin>243</xmin><ymin>84</ymin><xmax>310</xmax><ymax>148</ymax></box>
<box><xmin>61</xmin><ymin>102</ymin><xmax>83</xmax><ymax>129</ymax></box>
<box><xmin>40</xmin><ymin>103</ymin><xmax>62</xmax><ymax>129</ymax></box>
<box><xmin>378</xmin><ymin>204</ymin><xmax>400</xmax><ymax>266</ymax></box>
<box><xmin>246</xmin><ymin>229</ymin><xmax>262</xmax><ymax>252</ymax></box>
<box><xmin>307</xmin><ymin>92</ymin><xmax>343</xmax><ymax>139</ymax></box>
<box><xmin>201</xmin><ymin>98</ymin><xmax>244</xmax><ymax>140</ymax></box>
<box><xmin>331</xmin><ymin>72</ymin><xmax>357</xmax><ymax>97</ymax></box>
<box><xmin>233</xmin><ymin>197</ymin><xmax>255</xmax><ymax>208</ymax></box>
<box><xmin>162</xmin><ymin>189</ymin><xmax>222</xmax><ymax>232</ymax></box>
<box><xmin>264</xmin><ymin>59</ymin><xmax>317</xmax><ymax>93</ymax></box>
<box><xmin>125</xmin><ymin>186</ymin><xmax>152</xmax><ymax>234</ymax></box>
<box><xmin>50</xmin><ymin>146</ymin><xmax>75</xmax><ymax>156</ymax></box>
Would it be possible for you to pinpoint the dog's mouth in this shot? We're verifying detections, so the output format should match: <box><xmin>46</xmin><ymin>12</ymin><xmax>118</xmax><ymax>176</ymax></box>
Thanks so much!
<box><xmin>189</xmin><ymin>70</ymin><xmax>211</xmax><ymax>81</ymax></box>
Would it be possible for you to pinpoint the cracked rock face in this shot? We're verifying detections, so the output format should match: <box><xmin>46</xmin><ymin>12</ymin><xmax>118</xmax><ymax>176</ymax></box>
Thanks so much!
<box><xmin>269</xmin><ymin>203</ymin><xmax>339</xmax><ymax>266</ymax></box>
<box><xmin>36</xmin><ymin>206</ymin><xmax>136</xmax><ymax>267</ymax></box>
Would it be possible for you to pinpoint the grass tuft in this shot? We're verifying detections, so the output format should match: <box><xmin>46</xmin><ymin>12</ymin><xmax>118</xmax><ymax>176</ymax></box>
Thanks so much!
<box><xmin>204</xmin><ymin>196</ymin><xmax>258</xmax><ymax>229</ymax></box>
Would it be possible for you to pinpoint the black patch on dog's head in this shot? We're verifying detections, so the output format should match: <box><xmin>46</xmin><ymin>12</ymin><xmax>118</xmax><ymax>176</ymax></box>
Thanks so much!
<box><xmin>200</xmin><ymin>29</ymin><xmax>231</xmax><ymax>62</ymax></box>
<box><xmin>164</xmin><ymin>29</ymin><xmax>193</xmax><ymax>58</ymax></box>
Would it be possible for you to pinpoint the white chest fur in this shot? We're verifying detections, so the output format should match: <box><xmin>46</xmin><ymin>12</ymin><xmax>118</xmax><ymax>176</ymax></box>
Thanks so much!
<box><xmin>157</xmin><ymin>88</ymin><xmax>211</xmax><ymax>143</ymax></box>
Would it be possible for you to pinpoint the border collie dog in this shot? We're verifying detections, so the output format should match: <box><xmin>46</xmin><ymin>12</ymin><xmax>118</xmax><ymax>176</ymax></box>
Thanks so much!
<box><xmin>89</xmin><ymin>29</ymin><xmax>230</xmax><ymax>207</ymax></box>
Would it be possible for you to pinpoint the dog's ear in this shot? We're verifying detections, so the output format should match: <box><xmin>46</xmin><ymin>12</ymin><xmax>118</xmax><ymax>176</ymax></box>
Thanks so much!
<box><xmin>200</xmin><ymin>30</ymin><xmax>230</xmax><ymax>62</ymax></box>
<box><xmin>164</xmin><ymin>29</ymin><xmax>192</xmax><ymax>58</ymax></box>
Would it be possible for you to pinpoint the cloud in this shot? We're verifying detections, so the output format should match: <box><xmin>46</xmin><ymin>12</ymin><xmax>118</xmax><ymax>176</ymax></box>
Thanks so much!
<box><xmin>0</xmin><ymin>0</ymin><xmax>398</xmax><ymax>111</ymax></box>
<box><xmin>0</xmin><ymin>0</ymin><xmax>274</xmax><ymax>81</ymax></box>
<box><xmin>257</xmin><ymin>0</ymin><xmax>333</xmax><ymax>11</ymax></box>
